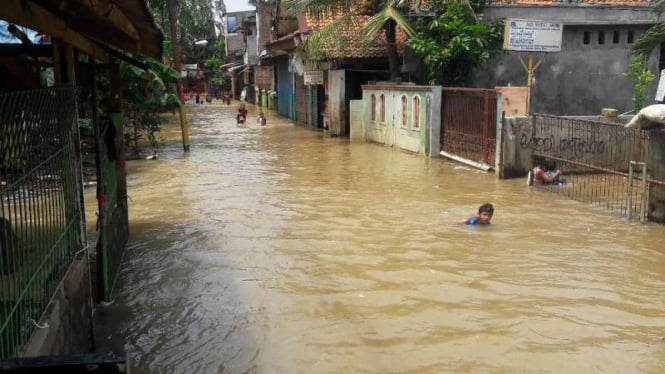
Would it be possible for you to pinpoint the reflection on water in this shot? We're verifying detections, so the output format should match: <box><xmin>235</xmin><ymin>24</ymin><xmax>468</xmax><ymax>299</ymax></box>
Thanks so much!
<box><xmin>93</xmin><ymin>102</ymin><xmax>665</xmax><ymax>373</ymax></box>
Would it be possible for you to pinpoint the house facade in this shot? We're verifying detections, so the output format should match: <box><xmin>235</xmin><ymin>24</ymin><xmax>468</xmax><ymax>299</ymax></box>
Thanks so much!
<box><xmin>474</xmin><ymin>1</ymin><xmax>665</xmax><ymax>115</ymax></box>
<box><xmin>223</xmin><ymin>10</ymin><xmax>258</xmax><ymax>100</ymax></box>
<box><xmin>249</xmin><ymin>1</ymin><xmax>411</xmax><ymax>136</ymax></box>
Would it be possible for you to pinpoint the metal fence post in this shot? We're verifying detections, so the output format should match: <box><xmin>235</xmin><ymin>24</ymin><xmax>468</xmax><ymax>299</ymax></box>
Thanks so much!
<box><xmin>628</xmin><ymin>161</ymin><xmax>634</xmax><ymax>220</ymax></box>
<box><xmin>640</xmin><ymin>162</ymin><xmax>648</xmax><ymax>223</ymax></box>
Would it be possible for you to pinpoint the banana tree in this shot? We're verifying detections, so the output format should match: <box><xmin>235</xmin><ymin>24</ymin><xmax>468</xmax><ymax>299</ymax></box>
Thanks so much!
<box><xmin>121</xmin><ymin>58</ymin><xmax>180</xmax><ymax>155</ymax></box>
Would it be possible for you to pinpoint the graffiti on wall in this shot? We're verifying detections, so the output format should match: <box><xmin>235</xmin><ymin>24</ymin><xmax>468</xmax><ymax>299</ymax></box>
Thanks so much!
<box><xmin>519</xmin><ymin>134</ymin><xmax>606</xmax><ymax>158</ymax></box>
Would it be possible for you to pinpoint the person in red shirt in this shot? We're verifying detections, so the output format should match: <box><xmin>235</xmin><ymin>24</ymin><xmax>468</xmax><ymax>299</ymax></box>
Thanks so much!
<box><xmin>532</xmin><ymin>158</ymin><xmax>566</xmax><ymax>185</ymax></box>
<box><xmin>237</xmin><ymin>103</ymin><xmax>248</xmax><ymax>124</ymax></box>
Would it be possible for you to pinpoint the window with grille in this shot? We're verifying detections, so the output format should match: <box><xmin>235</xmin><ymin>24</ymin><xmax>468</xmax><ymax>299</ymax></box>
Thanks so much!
<box><xmin>370</xmin><ymin>94</ymin><xmax>376</xmax><ymax>121</ymax></box>
<box><xmin>413</xmin><ymin>96</ymin><xmax>420</xmax><ymax>129</ymax></box>
<box><xmin>401</xmin><ymin>95</ymin><xmax>408</xmax><ymax>127</ymax></box>
<box><xmin>380</xmin><ymin>94</ymin><xmax>385</xmax><ymax>122</ymax></box>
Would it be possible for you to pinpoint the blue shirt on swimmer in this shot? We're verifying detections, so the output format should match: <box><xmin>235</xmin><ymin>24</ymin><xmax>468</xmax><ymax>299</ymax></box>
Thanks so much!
<box><xmin>466</xmin><ymin>216</ymin><xmax>488</xmax><ymax>225</ymax></box>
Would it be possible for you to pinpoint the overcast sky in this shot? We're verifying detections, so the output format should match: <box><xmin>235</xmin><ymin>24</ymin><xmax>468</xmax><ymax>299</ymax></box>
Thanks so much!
<box><xmin>223</xmin><ymin>0</ymin><xmax>254</xmax><ymax>13</ymax></box>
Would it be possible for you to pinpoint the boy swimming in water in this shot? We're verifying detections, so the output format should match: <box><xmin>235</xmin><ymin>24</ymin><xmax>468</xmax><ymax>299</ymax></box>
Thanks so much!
<box><xmin>257</xmin><ymin>111</ymin><xmax>267</xmax><ymax>126</ymax></box>
<box><xmin>458</xmin><ymin>203</ymin><xmax>494</xmax><ymax>225</ymax></box>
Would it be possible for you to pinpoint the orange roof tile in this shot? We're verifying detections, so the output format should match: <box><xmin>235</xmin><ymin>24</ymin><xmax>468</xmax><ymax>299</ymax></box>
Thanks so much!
<box><xmin>304</xmin><ymin>9</ymin><xmax>407</xmax><ymax>60</ymax></box>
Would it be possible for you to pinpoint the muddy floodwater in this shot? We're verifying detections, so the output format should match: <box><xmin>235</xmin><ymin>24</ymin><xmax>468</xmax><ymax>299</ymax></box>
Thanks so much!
<box><xmin>93</xmin><ymin>102</ymin><xmax>665</xmax><ymax>373</ymax></box>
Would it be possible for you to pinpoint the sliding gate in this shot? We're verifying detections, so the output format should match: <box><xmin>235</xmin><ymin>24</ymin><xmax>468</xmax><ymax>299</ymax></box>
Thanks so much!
<box><xmin>530</xmin><ymin>114</ymin><xmax>665</xmax><ymax>223</ymax></box>
<box><xmin>440</xmin><ymin>88</ymin><xmax>499</xmax><ymax>166</ymax></box>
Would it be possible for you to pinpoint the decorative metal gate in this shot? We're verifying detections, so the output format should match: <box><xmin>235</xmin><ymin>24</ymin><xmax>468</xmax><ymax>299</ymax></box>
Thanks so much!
<box><xmin>0</xmin><ymin>87</ymin><xmax>85</xmax><ymax>358</ymax></box>
<box><xmin>441</xmin><ymin>88</ymin><xmax>498</xmax><ymax>166</ymax></box>
<box><xmin>529</xmin><ymin>114</ymin><xmax>665</xmax><ymax>223</ymax></box>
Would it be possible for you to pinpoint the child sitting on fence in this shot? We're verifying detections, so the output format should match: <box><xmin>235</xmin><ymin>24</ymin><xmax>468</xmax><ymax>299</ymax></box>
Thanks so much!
<box><xmin>530</xmin><ymin>157</ymin><xmax>566</xmax><ymax>185</ymax></box>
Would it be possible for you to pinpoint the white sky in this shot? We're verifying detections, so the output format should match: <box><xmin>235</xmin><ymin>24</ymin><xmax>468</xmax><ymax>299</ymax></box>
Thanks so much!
<box><xmin>223</xmin><ymin>0</ymin><xmax>255</xmax><ymax>13</ymax></box>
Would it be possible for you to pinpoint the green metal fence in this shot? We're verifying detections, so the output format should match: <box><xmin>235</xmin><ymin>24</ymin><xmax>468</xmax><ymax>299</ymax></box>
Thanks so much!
<box><xmin>0</xmin><ymin>87</ymin><xmax>85</xmax><ymax>359</ymax></box>
<box><xmin>95</xmin><ymin>113</ymin><xmax>129</xmax><ymax>302</ymax></box>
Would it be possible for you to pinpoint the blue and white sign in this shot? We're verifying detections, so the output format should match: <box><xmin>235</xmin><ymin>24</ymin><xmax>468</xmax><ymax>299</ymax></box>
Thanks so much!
<box><xmin>503</xmin><ymin>19</ymin><xmax>563</xmax><ymax>52</ymax></box>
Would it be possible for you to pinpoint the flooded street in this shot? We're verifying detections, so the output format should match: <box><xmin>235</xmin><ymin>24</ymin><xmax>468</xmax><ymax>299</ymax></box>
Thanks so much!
<box><xmin>94</xmin><ymin>102</ymin><xmax>665</xmax><ymax>373</ymax></box>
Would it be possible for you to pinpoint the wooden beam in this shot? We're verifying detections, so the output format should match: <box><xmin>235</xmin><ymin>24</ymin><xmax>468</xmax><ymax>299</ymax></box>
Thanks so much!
<box><xmin>0</xmin><ymin>44</ymin><xmax>52</xmax><ymax>57</ymax></box>
<box><xmin>52</xmin><ymin>39</ymin><xmax>62</xmax><ymax>85</ymax></box>
<box><xmin>82</xmin><ymin>0</ymin><xmax>140</xmax><ymax>41</ymax></box>
<box><xmin>65</xmin><ymin>44</ymin><xmax>76</xmax><ymax>85</ymax></box>
<box><xmin>0</xmin><ymin>0</ymin><xmax>107</xmax><ymax>62</ymax></box>
<box><xmin>31</xmin><ymin>0</ymin><xmax>143</xmax><ymax>57</ymax></box>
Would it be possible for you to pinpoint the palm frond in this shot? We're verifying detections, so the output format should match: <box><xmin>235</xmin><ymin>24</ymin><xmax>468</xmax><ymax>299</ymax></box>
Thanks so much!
<box><xmin>631</xmin><ymin>22</ymin><xmax>665</xmax><ymax>56</ymax></box>
<box><xmin>364</xmin><ymin>5</ymin><xmax>416</xmax><ymax>40</ymax></box>
<box><xmin>296</xmin><ymin>14</ymin><xmax>354</xmax><ymax>60</ymax></box>
<box><xmin>653</xmin><ymin>0</ymin><xmax>665</xmax><ymax>15</ymax></box>
<box><xmin>283</xmin><ymin>0</ymin><xmax>352</xmax><ymax>17</ymax></box>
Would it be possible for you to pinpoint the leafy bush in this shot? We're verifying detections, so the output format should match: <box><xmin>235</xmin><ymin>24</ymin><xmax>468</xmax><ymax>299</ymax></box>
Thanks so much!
<box><xmin>120</xmin><ymin>58</ymin><xmax>180</xmax><ymax>156</ymax></box>
<box><xmin>409</xmin><ymin>3</ymin><xmax>504</xmax><ymax>86</ymax></box>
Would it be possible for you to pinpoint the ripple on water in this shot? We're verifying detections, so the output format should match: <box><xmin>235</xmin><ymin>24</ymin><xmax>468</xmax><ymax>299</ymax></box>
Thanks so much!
<box><xmin>94</xmin><ymin>104</ymin><xmax>665</xmax><ymax>373</ymax></box>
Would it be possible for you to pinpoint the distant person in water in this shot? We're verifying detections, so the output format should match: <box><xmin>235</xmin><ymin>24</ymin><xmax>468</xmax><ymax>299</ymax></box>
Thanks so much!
<box><xmin>257</xmin><ymin>111</ymin><xmax>267</xmax><ymax>126</ymax></box>
<box><xmin>458</xmin><ymin>203</ymin><xmax>494</xmax><ymax>225</ymax></box>
<box><xmin>237</xmin><ymin>103</ymin><xmax>248</xmax><ymax>124</ymax></box>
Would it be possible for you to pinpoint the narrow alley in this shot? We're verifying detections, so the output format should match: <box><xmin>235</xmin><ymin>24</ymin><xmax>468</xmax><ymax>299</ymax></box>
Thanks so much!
<box><xmin>93</xmin><ymin>102</ymin><xmax>665</xmax><ymax>373</ymax></box>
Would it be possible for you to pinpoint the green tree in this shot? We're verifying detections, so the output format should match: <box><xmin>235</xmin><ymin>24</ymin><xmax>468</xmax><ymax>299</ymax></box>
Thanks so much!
<box><xmin>627</xmin><ymin>1</ymin><xmax>662</xmax><ymax>110</ymax></box>
<box><xmin>121</xmin><ymin>58</ymin><xmax>181</xmax><ymax>155</ymax></box>
<box><xmin>408</xmin><ymin>2</ymin><xmax>504</xmax><ymax>86</ymax></box>
<box><xmin>147</xmin><ymin>0</ymin><xmax>226</xmax><ymax>103</ymax></box>
<box><xmin>625</xmin><ymin>54</ymin><xmax>655</xmax><ymax>111</ymax></box>
<box><xmin>149</xmin><ymin>0</ymin><xmax>225</xmax><ymax>65</ymax></box>
<box><xmin>203</xmin><ymin>38</ymin><xmax>229</xmax><ymax>96</ymax></box>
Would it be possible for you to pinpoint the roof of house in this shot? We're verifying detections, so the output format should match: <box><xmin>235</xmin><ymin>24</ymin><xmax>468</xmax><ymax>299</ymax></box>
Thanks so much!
<box><xmin>302</xmin><ymin>11</ymin><xmax>407</xmax><ymax>60</ymax></box>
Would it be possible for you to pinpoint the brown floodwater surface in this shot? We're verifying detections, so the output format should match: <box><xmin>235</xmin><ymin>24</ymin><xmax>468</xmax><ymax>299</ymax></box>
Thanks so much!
<box><xmin>93</xmin><ymin>102</ymin><xmax>665</xmax><ymax>373</ymax></box>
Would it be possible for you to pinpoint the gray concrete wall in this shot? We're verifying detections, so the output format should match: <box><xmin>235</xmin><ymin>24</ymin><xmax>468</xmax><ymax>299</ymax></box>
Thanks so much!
<box><xmin>426</xmin><ymin>87</ymin><xmax>442</xmax><ymax>157</ymax></box>
<box><xmin>21</xmin><ymin>253</ymin><xmax>93</xmax><ymax>357</ymax></box>
<box><xmin>475</xmin><ymin>6</ymin><xmax>662</xmax><ymax>115</ymax></box>
<box><xmin>484</xmin><ymin>5</ymin><xmax>662</xmax><ymax>25</ymax></box>
<box><xmin>498</xmin><ymin>116</ymin><xmax>533</xmax><ymax>178</ymax></box>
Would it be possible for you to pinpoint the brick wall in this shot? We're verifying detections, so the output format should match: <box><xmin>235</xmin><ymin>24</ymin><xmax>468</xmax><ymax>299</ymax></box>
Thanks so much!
<box><xmin>258</xmin><ymin>5</ymin><xmax>272</xmax><ymax>51</ymax></box>
<box><xmin>255</xmin><ymin>65</ymin><xmax>273</xmax><ymax>90</ymax></box>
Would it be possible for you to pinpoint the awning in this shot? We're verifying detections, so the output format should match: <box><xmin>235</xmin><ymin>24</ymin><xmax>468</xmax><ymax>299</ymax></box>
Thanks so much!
<box><xmin>227</xmin><ymin>64</ymin><xmax>246</xmax><ymax>74</ymax></box>
<box><xmin>220</xmin><ymin>61</ymin><xmax>242</xmax><ymax>69</ymax></box>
